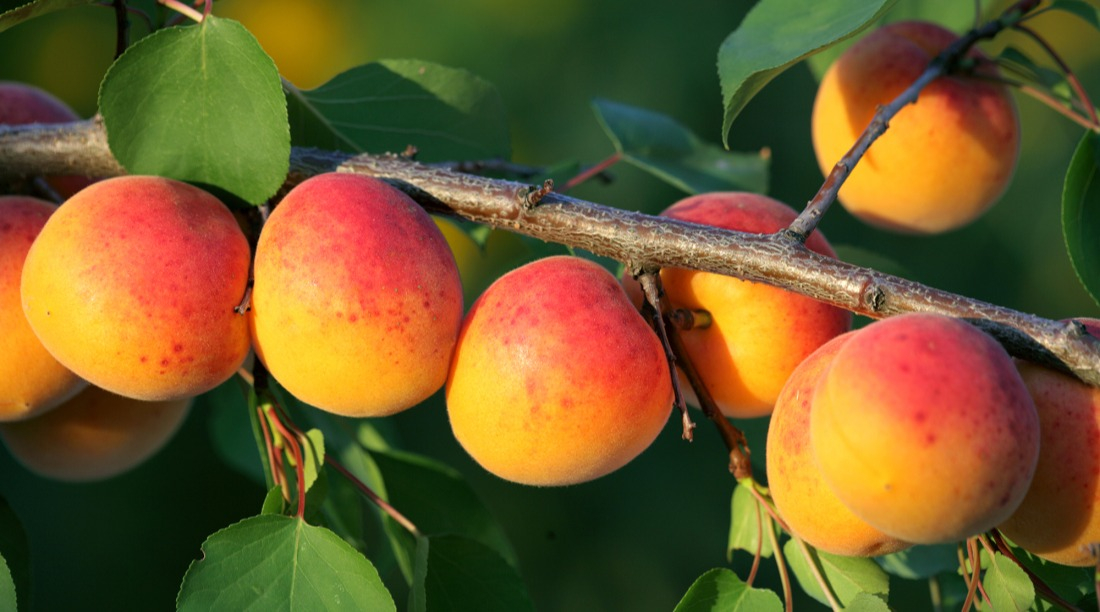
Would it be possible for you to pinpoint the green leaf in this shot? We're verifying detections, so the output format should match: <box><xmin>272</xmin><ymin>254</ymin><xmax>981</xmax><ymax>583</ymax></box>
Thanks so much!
<box><xmin>0</xmin><ymin>0</ymin><xmax>91</xmax><ymax>34</ymax></box>
<box><xmin>260</xmin><ymin>486</ymin><xmax>284</xmax><ymax>516</ymax></box>
<box><xmin>205</xmin><ymin>379</ymin><xmax>267</xmax><ymax>486</ymax></box>
<box><xmin>784</xmin><ymin>539</ymin><xmax>890</xmax><ymax>607</ymax></box>
<box><xmin>844</xmin><ymin>592</ymin><xmax>892</xmax><ymax>611</ymax></box>
<box><xmin>982</xmin><ymin>552</ymin><xmax>1036</xmax><ymax>612</ymax></box>
<box><xmin>592</xmin><ymin>98</ymin><xmax>769</xmax><ymax>194</ymax></box>
<box><xmin>875</xmin><ymin>544</ymin><xmax>959</xmax><ymax>580</ymax></box>
<box><xmin>298</xmin><ymin>429</ymin><xmax>325</xmax><ymax>496</ymax></box>
<box><xmin>718</xmin><ymin>0</ymin><xmax>897</xmax><ymax>145</ymax></box>
<box><xmin>673</xmin><ymin>568</ymin><xmax>783</xmax><ymax>612</ymax></box>
<box><xmin>996</xmin><ymin>47</ymin><xmax>1071</xmax><ymax>93</ymax></box>
<box><xmin>1050</xmin><ymin>0</ymin><xmax>1100</xmax><ymax>30</ymax></box>
<box><xmin>1062</xmin><ymin>131</ymin><xmax>1100</xmax><ymax>307</ymax></box>
<box><xmin>727</xmin><ymin>482</ymin><xmax>774</xmax><ymax>560</ymax></box>
<box><xmin>285</xmin><ymin>59</ymin><xmax>510</xmax><ymax>162</ymax></box>
<box><xmin>0</xmin><ymin>499</ymin><xmax>29</xmax><ymax>612</ymax></box>
<box><xmin>99</xmin><ymin>16</ymin><xmax>290</xmax><ymax>204</ymax></box>
<box><xmin>177</xmin><ymin>514</ymin><xmax>395</xmax><ymax>612</ymax></box>
<box><xmin>409</xmin><ymin>535</ymin><xmax>533</xmax><ymax>612</ymax></box>
<box><xmin>1012</xmin><ymin>547</ymin><xmax>1092</xmax><ymax>603</ymax></box>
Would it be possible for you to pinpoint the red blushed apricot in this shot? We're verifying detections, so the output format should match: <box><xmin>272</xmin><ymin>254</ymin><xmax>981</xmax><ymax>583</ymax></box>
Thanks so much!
<box><xmin>767</xmin><ymin>332</ymin><xmax>910</xmax><ymax>557</ymax></box>
<box><xmin>20</xmin><ymin>176</ymin><xmax>251</xmax><ymax>401</ymax></box>
<box><xmin>810</xmin><ymin>313</ymin><xmax>1039</xmax><ymax>544</ymax></box>
<box><xmin>447</xmin><ymin>256</ymin><xmax>673</xmax><ymax>486</ymax></box>
<box><xmin>0</xmin><ymin>385</ymin><xmax>191</xmax><ymax>482</ymax></box>
<box><xmin>624</xmin><ymin>192</ymin><xmax>850</xmax><ymax>418</ymax></box>
<box><xmin>999</xmin><ymin>319</ymin><xmax>1100</xmax><ymax>566</ymax></box>
<box><xmin>0</xmin><ymin>82</ymin><xmax>93</xmax><ymax>198</ymax></box>
<box><xmin>250</xmin><ymin>173</ymin><xmax>463</xmax><ymax>417</ymax></box>
<box><xmin>812</xmin><ymin>21</ymin><xmax>1019</xmax><ymax>233</ymax></box>
<box><xmin>0</xmin><ymin>197</ymin><xmax>86</xmax><ymax>419</ymax></box>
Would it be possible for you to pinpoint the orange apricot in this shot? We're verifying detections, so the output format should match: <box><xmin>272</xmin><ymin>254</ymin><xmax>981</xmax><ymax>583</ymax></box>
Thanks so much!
<box><xmin>447</xmin><ymin>256</ymin><xmax>673</xmax><ymax>486</ymax></box>
<box><xmin>20</xmin><ymin>176</ymin><xmax>251</xmax><ymax>401</ymax></box>
<box><xmin>251</xmin><ymin>173</ymin><xmax>463</xmax><ymax>417</ymax></box>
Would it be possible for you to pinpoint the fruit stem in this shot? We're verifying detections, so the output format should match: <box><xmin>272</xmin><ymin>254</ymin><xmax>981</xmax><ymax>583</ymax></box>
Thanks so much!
<box><xmin>793</xmin><ymin>537</ymin><xmax>843</xmax><ymax>612</ymax></box>
<box><xmin>560</xmin><ymin>152</ymin><xmax>622</xmax><ymax>193</ymax></box>
<box><xmin>636</xmin><ymin>268</ymin><xmax>696</xmax><ymax>441</ymax></box>
<box><xmin>325</xmin><ymin>455</ymin><xmax>423</xmax><ymax>538</ymax></box>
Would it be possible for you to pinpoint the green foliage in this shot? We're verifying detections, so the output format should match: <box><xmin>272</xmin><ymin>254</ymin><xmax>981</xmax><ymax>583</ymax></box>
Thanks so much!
<box><xmin>717</xmin><ymin>0</ymin><xmax>896</xmax><ymax>145</ymax></box>
<box><xmin>409</xmin><ymin>535</ymin><xmax>534</xmax><ymax>612</ymax></box>
<box><xmin>592</xmin><ymin>98</ymin><xmax>769</xmax><ymax>194</ymax></box>
<box><xmin>1050</xmin><ymin>0</ymin><xmax>1100</xmax><ymax>31</ymax></box>
<box><xmin>1063</xmin><ymin>131</ymin><xmax>1100</xmax><ymax>308</ymax></box>
<box><xmin>285</xmin><ymin>60</ymin><xmax>510</xmax><ymax>161</ymax></box>
<box><xmin>727</xmin><ymin>482</ymin><xmax>774</xmax><ymax>560</ymax></box>
<box><xmin>981</xmin><ymin>551</ymin><xmax>1036</xmax><ymax>612</ymax></box>
<box><xmin>0</xmin><ymin>0</ymin><xmax>90</xmax><ymax>34</ymax></box>
<box><xmin>783</xmin><ymin>539</ymin><xmax>890</xmax><ymax>608</ymax></box>
<box><xmin>875</xmin><ymin>544</ymin><xmax>958</xmax><ymax>580</ymax></box>
<box><xmin>672</xmin><ymin>568</ymin><xmax>783</xmax><ymax>612</ymax></box>
<box><xmin>177</xmin><ymin>514</ymin><xmax>395</xmax><ymax>612</ymax></box>
<box><xmin>0</xmin><ymin>499</ymin><xmax>28</xmax><ymax>612</ymax></box>
<box><xmin>99</xmin><ymin>16</ymin><xmax>289</xmax><ymax>204</ymax></box>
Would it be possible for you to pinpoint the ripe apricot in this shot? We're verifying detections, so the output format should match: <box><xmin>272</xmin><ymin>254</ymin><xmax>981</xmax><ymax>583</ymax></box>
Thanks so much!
<box><xmin>20</xmin><ymin>176</ymin><xmax>251</xmax><ymax>401</ymax></box>
<box><xmin>0</xmin><ymin>384</ymin><xmax>191</xmax><ymax>482</ymax></box>
<box><xmin>999</xmin><ymin>319</ymin><xmax>1100</xmax><ymax>566</ymax></box>
<box><xmin>447</xmin><ymin>256</ymin><xmax>672</xmax><ymax>486</ymax></box>
<box><xmin>0</xmin><ymin>196</ymin><xmax>85</xmax><ymax>419</ymax></box>
<box><xmin>811</xmin><ymin>21</ymin><xmax>1019</xmax><ymax>233</ymax></box>
<box><xmin>251</xmin><ymin>173</ymin><xmax>463</xmax><ymax>417</ymax></box>
<box><xmin>626</xmin><ymin>192</ymin><xmax>850</xmax><ymax>418</ymax></box>
<box><xmin>810</xmin><ymin>313</ymin><xmax>1039</xmax><ymax>544</ymax></box>
<box><xmin>0</xmin><ymin>81</ymin><xmax>93</xmax><ymax>198</ymax></box>
<box><xmin>767</xmin><ymin>332</ymin><xmax>910</xmax><ymax>557</ymax></box>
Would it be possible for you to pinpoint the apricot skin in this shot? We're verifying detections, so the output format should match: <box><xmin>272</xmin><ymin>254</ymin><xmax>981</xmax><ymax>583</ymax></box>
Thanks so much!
<box><xmin>628</xmin><ymin>192</ymin><xmax>850</xmax><ymax>418</ymax></box>
<box><xmin>0</xmin><ymin>385</ymin><xmax>191</xmax><ymax>482</ymax></box>
<box><xmin>0</xmin><ymin>82</ymin><xmax>92</xmax><ymax>198</ymax></box>
<box><xmin>447</xmin><ymin>256</ymin><xmax>673</xmax><ymax>486</ymax></box>
<box><xmin>0</xmin><ymin>197</ymin><xmax>86</xmax><ymax>419</ymax></box>
<box><xmin>767</xmin><ymin>332</ymin><xmax>910</xmax><ymax>557</ymax></box>
<box><xmin>810</xmin><ymin>313</ymin><xmax>1039</xmax><ymax>544</ymax></box>
<box><xmin>251</xmin><ymin>173</ymin><xmax>463</xmax><ymax>417</ymax></box>
<box><xmin>999</xmin><ymin>319</ymin><xmax>1100</xmax><ymax>566</ymax></box>
<box><xmin>811</xmin><ymin>21</ymin><xmax>1019</xmax><ymax>233</ymax></box>
<box><xmin>20</xmin><ymin>176</ymin><xmax>251</xmax><ymax>401</ymax></box>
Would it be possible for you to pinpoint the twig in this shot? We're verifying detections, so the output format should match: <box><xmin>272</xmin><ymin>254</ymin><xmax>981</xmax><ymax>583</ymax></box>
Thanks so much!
<box><xmin>111</xmin><ymin>0</ymin><xmax>129</xmax><ymax>59</ymax></box>
<box><xmin>325</xmin><ymin>455</ymin><xmax>423</xmax><ymax>537</ymax></box>
<box><xmin>636</xmin><ymin>269</ymin><xmax>695</xmax><ymax>441</ymax></box>
<box><xmin>1013</xmin><ymin>23</ymin><xmax>1099</xmax><ymax>127</ymax></box>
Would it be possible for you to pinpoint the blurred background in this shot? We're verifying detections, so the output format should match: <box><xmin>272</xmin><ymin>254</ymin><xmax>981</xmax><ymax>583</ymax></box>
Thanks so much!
<box><xmin>0</xmin><ymin>0</ymin><xmax>1097</xmax><ymax>610</ymax></box>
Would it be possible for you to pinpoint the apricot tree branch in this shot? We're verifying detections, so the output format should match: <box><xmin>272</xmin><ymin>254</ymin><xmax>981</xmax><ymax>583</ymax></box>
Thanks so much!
<box><xmin>2</xmin><ymin>119</ymin><xmax>1099</xmax><ymax>387</ymax></box>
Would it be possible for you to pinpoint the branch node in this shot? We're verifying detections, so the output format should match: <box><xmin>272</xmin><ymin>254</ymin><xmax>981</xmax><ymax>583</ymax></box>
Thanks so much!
<box><xmin>400</xmin><ymin>144</ymin><xmax>419</xmax><ymax>160</ymax></box>
<box><xmin>860</xmin><ymin>279</ymin><xmax>887</xmax><ymax>313</ymax></box>
<box><xmin>669</xmin><ymin>308</ymin><xmax>712</xmax><ymax>331</ymax></box>
<box><xmin>524</xmin><ymin>179</ymin><xmax>554</xmax><ymax>208</ymax></box>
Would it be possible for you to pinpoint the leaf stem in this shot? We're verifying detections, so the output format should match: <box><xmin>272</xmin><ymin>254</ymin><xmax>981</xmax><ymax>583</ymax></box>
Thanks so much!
<box><xmin>325</xmin><ymin>455</ymin><xmax>423</xmax><ymax>538</ymax></box>
<box><xmin>560</xmin><ymin>152</ymin><xmax>621</xmax><ymax>192</ymax></box>
<box><xmin>767</xmin><ymin>513</ymin><xmax>792</xmax><ymax>612</ymax></box>
<box><xmin>1012</xmin><ymin>23</ymin><xmax>1099</xmax><ymax>127</ymax></box>
<box><xmin>158</xmin><ymin>0</ymin><xmax>203</xmax><ymax>23</ymax></box>
<box><xmin>793</xmin><ymin>537</ymin><xmax>842</xmax><ymax>612</ymax></box>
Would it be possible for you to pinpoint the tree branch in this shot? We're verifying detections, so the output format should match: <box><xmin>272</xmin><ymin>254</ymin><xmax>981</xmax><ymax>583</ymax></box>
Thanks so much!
<box><xmin>1</xmin><ymin>119</ymin><xmax>1098</xmax><ymax>385</ymax></box>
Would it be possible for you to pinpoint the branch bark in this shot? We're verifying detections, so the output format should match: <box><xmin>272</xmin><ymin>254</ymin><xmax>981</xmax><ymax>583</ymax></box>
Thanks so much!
<box><xmin>1</xmin><ymin>119</ymin><xmax>1098</xmax><ymax>385</ymax></box>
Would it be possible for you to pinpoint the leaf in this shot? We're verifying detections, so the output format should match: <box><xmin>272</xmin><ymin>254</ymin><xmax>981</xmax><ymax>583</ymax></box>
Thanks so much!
<box><xmin>844</xmin><ymin>592</ymin><xmax>892</xmax><ymax>611</ymax></box>
<box><xmin>297</xmin><ymin>429</ymin><xmax>325</xmax><ymax>496</ymax></box>
<box><xmin>1012</xmin><ymin>547</ymin><xmax>1092</xmax><ymax>602</ymax></box>
<box><xmin>673</xmin><ymin>568</ymin><xmax>783</xmax><ymax>612</ymax></box>
<box><xmin>875</xmin><ymin>544</ymin><xmax>959</xmax><ymax>580</ymax></box>
<box><xmin>0</xmin><ymin>0</ymin><xmax>91</xmax><ymax>34</ymax></box>
<box><xmin>285</xmin><ymin>59</ymin><xmax>510</xmax><ymax>162</ymax></box>
<box><xmin>982</xmin><ymin>552</ymin><xmax>1036</xmax><ymax>612</ymax></box>
<box><xmin>99</xmin><ymin>16</ymin><xmax>289</xmax><ymax>204</ymax></box>
<box><xmin>1050</xmin><ymin>0</ymin><xmax>1100</xmax><ymax>30</ymax></box>
<box><xmin>0</xmin><ymin>499</ymin><xmax>29</xmax><ymax>612</ymax></box>
<box><xmin>783</xmin><ymin>539</ymin><xmax>889</xmax><ymax>607</ymax></box>
<box><xmin>1062</xmin><ymin>130</ymin><xmax>1100</xmax><ymax>307</ymax></box>
<box><xmin>409</xmin><ymin>535</ymin><xmax>533</xmax><ymax>612</ymax></box>
<box><xmin>996</xmin><ymin>47</ymin><xmax>1071</xmax><ymax>93</ymax></box>
<box><xmin>177</xmin><ymin>514</ymin><xmax>395</xmax><ymax>611</ymax></box>
<box><xmin>204</xmin><ymin>379</ymin><xmax>267</xmax><ymax>486</ymax></box>
<box><xmin>718</xmin><ymin>0</ymin><xmax>897</xmax><ymax>145</ymax></box>
<box><xmin>727</xmin><ymin>482</ymin><xmax>774</xmax><ymax>560</ymax></box>
<box><xmin>592</xmin><ymin>98</ymin><xmax>769</xmax><ymax>194</ymax></box>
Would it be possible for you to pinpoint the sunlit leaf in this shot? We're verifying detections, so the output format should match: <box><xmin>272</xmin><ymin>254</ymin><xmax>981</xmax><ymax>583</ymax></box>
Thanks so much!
<box><xmin>783</xmin><ymin>539</ymin><xmax>889</xmax><ymax>607</ymax></box>
<box><xmin>718</xmin><ymin>0</ymin><xmax>896</xmax><ymax>145</ymax></box>
<box><xmin>727</xmin><ymin>482</ymin><xmax>774</xmax><ymax>560</ymax></box>
<box><xmin>982</xmin><ymin>551</ymin><xmax>1036</xmax><ymax>611</ymax></box>
<box><xmin>1062</xmin><ymin>131</ymin><xmax>1100</xmax><ymax>307</ymax></box>
<box><xmin>673</xmin><ymin>568</ymin><xmax>783</xmax><ymax>612</ymax></box>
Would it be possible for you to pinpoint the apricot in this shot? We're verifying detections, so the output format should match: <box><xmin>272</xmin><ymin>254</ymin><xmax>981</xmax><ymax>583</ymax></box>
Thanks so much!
<box><xmin>999</xmin><ymin>319</ymin><xmax>1100</xmax><ymax>566</ymax></box>
<box><xmin>767</xmin><ymin>332</ymin><xmax>910</xmax><ymax>557</ymax></box>
<box><xmin>20</xmin><ymin>176</ymin><xmax>251</xmax><ymax>401</ymax></box>
<box><xmin>0</xmin><ymin>384</ymin><xmax>191</xmax><ymax>482</ymax></box>
<box><xmin>0</xmin><ymin>196</ymin><xmax>86</xmax><ymax>419</ymax></box>
<box><xmin>810</xmin><ymin>313</ymin><xmax>1039</xmax><ymax>544</ymax></box>
<box><xmin>0</xmin><ymin>81</ymin><xmax>93</xmax><ymax>198</ymax></box>
<box><xmin>626</xmin><ymin>192</ymin><xmax>850</xmax><ymax>418</ymax></box>
<box><xmin>251</xmin><ymin>173</ymin><xmax>463</xmax><ymax>417</ymax></box>
<box><xmin>447</xmin><ymin>256</ymin><xmax>672</xmax><ymax>486</ymax></box>
<box><xmin>811</xmin><ymin>21</ymin><xmax>1019</xmax><ymax>233</ymax></box>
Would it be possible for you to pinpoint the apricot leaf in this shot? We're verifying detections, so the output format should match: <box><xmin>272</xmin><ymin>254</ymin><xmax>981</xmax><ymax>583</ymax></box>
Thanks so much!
<box><xmin>285</xmin><ymin>60</ymin><xmax>510</xmax><ymax>162</ymax></box>
<box><xmin>783</xmin><ymin>539</ymin><xmax>889</xmax><ymax>607</ymax></box>
<box><xmin>0</xmin><ymin>499</ymin><xmax>29</xmax><ymax>612</ymax></box>
<box><xmin>592</xmin><ymin>98</ymin><xmax>769</xmax><ymax>194</ymax></box>
<box><xmin>409</xmin><ymin>535</ymin><xmax>533</xmax><ymax>612</ymax></box>
<box><xmin>672</xmin><ymin>568</ymin><xmax>783</xmax><ymax>612</ymax></box>
<box><xmin>718</xmin><ymin>0</ymin><xmax>896</xmax><ymax>146</ymax></box>
<box><xmin>1062</xmin><ymin>131</ymin><xmax>1100</xmax><ymax>308</ymax></box>
<box><xmin>843</xmin><ymin>592</ymin><xmax>892</xmax><ymax>611</ymax></box>
<box><xmin>982</xmin><ymin>552</ymin><xmax>1035</xmax><ymax>611</ymax></box>
<box><xmin>1050</xmin><ymin>0</ymin><xmax>1100</xmax><ymax>30</ymax></box>
<box><xmin>727</xmin><ymin>482</ymin><xmax>774</xmax><ymax>560</ymax></box>
<box><xmin>99</xmin><ymin>16</ymin><xmax>290</xmax><ymax>204</ymax></box>
<box><xmin>1013</xmin><ymin>548</ymin><xmax>1092</xmax><ymax>603</ymax></box>
<box><xmin>0</xmin><ymin>0</ymin><xmax>90</xmax><ymax>34</ymax></box>
<box><xmin>177</xmin><ymin>514</ymin><xmax>395</xmax><ymax>611</ymax></box>
<box><xmin>875</xmin><ymin>544</ymin><xmax>958</xmax><ymax>579</ymax></box>
<box><xmin>0</xmin><ymin>555</ymin><xmax>14</xmax><ymax>612</ymax></box>
<box><xmin>205</xmin><ymin>380</ymin><xmax>267</xmax><ymax>486</ymax></box>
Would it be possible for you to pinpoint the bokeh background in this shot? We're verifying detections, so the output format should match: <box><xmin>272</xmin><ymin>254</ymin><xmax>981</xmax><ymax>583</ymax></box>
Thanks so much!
<box><xmin>0</xmin><ymin>0</ymin><xmax>1097</xmax><ymax>610</ymax></box>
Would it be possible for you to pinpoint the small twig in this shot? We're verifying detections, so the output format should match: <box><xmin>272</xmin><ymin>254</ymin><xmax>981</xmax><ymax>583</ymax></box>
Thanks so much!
<box><xmin>326</xmin><ymin>455</ymin><xmax>423</xmax><ymax>537</ymax></box>
<box><xmin>524</xmin><ymin>179</ymin><xmax>554</xmax><ymax>207</ymax></box>
<box><xmin>636</xmin><ymin>269</ymin><xmax>695</xmax><ymax>441</ymax></box>
<box><xmin>793</xmin><ymin>537</ymin><xmax>843</xmax><ymax>612</ymax></box>
<box><xmin>561</xmin><ymin>152</ymin><xmax>622</xmax><ymax>192</ymax></box>
<box><xmin>1013</xmin><ymin>23</ymin><xmax>1099</xmax><ymax>126</ymax></box>
<box><xmin>112</xmin><ymin>0</ymin><xmax>130</xmax><ymax>59</ymax></box>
